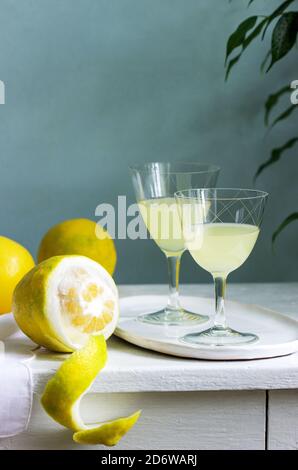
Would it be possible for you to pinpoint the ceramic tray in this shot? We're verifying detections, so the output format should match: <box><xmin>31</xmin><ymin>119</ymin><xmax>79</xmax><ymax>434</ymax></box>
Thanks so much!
<box><xmin>115</xmin><ymin>295</ymin><xmax>298</xmax><ymax>360</ymax></box>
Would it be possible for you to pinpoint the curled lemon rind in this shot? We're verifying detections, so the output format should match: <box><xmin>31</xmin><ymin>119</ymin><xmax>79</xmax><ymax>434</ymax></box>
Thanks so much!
<box><xmin>73</xmin><ymin>410</ymin><xmax>142</xmax><ymax>447</ymax></box>
<box><xmin>41</xmin><ymin>336</ymin><xmax>141</xmax><ymax>445</ymax></box>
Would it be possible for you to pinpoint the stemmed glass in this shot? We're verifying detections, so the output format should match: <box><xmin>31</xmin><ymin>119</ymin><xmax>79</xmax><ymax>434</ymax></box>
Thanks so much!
<box><xmin>175</xmin><ymin>188</ymin><xmax>268</xmax><ymax>345</ymax></box>
<box><xmin>130</xmin><ymin>162</ymin><xmax>220</xmax><ymax>325</ymax></box>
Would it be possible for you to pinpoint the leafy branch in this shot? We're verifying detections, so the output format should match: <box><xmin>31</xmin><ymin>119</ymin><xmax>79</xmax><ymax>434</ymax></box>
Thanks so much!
<box><xmin>226</xmin><ymin>0</ymin><xmax>298</xmax><ymax>243</ymax></box>
<box><xmin>225</xmin><ymin>1</ymin><xmax>298</xmax><ymax>78</ymax></box>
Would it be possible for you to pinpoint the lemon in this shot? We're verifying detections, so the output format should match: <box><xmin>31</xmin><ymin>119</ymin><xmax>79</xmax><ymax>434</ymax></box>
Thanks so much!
<box><xmin>13</xmin><ymin>255</ymin><xmax>119</xmax><ymax>352</ymax></box>
<box><xmin>38</xmin><ymin>218</ymin><xmax>116</xmax><ymax>276</ymax></box>
<box><xmin>0</xmin><ymin>236</ymin><xmax>35</xmax><ymax>315</ymax></box>
<box><xmin>41</xmin><ymin>336</ymin><xmax>141</xmax><ymax>446</ymax></box>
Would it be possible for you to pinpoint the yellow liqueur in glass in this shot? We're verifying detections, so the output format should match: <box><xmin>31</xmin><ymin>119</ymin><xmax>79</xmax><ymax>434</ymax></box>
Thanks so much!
<box><xmin>130</xmin><ymin>162</ymin><xmax>220</xmax><ymax>326</ymax></box>
<box><xmin>138</xmin><ymin>197</ymin><xmax>185</xmax><ymax>257</ymax></box>
<box><xmin>186</xmin><ymin>223</ymin><xmax>259</xmax><ymax>277</ymax></box>
<box><xmin>175</xmin><ymin>188</ymin><xmax>268</xmax><ymax>345</ymax></box>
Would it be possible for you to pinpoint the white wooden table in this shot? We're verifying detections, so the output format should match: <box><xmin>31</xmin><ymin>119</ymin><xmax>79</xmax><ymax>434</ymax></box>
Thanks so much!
<box><xmin>2</xmin><ymin>283</ymin><xmax>298</xmax><ymax>450</ymax></box>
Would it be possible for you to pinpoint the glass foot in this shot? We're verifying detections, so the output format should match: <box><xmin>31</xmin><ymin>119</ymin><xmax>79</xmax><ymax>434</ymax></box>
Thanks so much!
<box><xmin>180</xmin><ymin>326</ymin><xmax>258</xmax><ymax>346</ymax></box>
<box><xmin>138</xmin><ymin>308</ymin><xmax>209</xmax><ymax>326</ymax></box>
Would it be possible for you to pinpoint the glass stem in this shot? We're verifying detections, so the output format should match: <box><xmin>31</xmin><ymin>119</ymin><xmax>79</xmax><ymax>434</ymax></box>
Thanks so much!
<box><xmin>213</xmin><ymin>275</ymin><xmax>227</xmax><ymax>330</ymax></box>
<box><xmin>166</xmin><ymin>255</ymin><xmax>181</xmax><ymax>311</ymax></box>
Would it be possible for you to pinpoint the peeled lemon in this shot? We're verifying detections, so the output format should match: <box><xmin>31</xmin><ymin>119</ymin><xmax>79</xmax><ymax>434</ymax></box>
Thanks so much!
<box><xmin>37</xmin><ymin>218</ymin><xmax>116</xmax><ymax>276</ymax></box>
<box><xmin>0</xmin><ymin>236</ymin><xmax>35</xmax><ymax>315</ymax></box>
<box><xmin>41</xmin><ymin>336</ymin><xmax>141</xmax><ymax>446</ymax></box>
<box><xmin>13</xmin><ymin>255</ymin><xmax>119</xmax><ymax>352</ymax></box>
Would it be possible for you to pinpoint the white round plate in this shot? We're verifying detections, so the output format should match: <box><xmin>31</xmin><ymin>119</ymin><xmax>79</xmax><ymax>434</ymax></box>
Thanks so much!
<box><xmin>115</xmin><ymin>295</ymin><xmax>298</xmax><ymax>360</ymax></box>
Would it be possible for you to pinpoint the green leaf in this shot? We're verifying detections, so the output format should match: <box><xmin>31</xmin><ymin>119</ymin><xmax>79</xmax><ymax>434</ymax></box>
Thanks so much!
<box><xmin>264</xmin><ymin>85</ymin><xmax>290</xmax><ymax>125</ymax></box>
<box><xmin>225</xmin><ymin>18</ymin><xmax>267</xmax><ymax>79</ymax></box>
<box><xmin>242</xmin><ymin>18</ymin><xmax>268</xmax><ymax>49</ymax></box>
<box><xmin>270</xmin><ymin>104</ymin><xmax>296</xmax><ymax>128</ymax></box>
<box><xmin>272</xmin><ymin>213</ymin><xmax>298</xmax><ymax>245</ymax></box>
<box><xmin>225</xmin><ymin>53</ymin><xmax>242</xmax><ymax>81</ymax></box>
<box><xmin>225</xmin><ymin>16</ymin><xmax>258</xmax><ymax>63</ymax></box>
<box><xmin>267</xmin><ymin>12</ymin><xmax>298</xmax><ymax>71</ymax></box>
<box><xmin>262</xmin><ymin>0</ymin><xmax>296</xmax><ymax>39</ymax></box>
<box><xmin>254</xmin><ymin>137</ymin><xmax>298</xmax><ymax>180</ymax></box>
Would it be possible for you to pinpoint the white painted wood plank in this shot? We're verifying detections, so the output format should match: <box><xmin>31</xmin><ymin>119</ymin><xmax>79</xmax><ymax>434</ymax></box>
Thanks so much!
<box><xmin>0</xmin><ymin>391</ymin><xmax>265</xmax><ymax>450</ymax></box>
<box><xmin>268</xmin><ymin>390</ymin><xmax>298</xmax><ymax>450</ymax></box>
<box><xmin>31</xmin><ymin>337</ymin><xmax>298</xmax><ymax>394</ymax></box>
<box><xmin>19</xmin><ymin>283</ymin><xmax>298</xmax><ymax>394</ymax></box>
<box><xmin>27</xmin><ymin>283</ymin><xmax>298</xmax><ymax>393</ymax></box>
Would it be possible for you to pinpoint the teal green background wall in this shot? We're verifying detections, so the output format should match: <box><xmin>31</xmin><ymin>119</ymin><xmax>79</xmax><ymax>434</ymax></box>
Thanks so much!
<box><xmin>0</xmin><ymin>0</ymin><xmax>296</xmax><ymax>284</ymax></box>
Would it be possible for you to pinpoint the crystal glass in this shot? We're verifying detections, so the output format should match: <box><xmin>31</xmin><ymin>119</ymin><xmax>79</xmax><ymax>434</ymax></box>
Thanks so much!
<box><xmin>175</xmin><ymin>188</ymin><xmax>268</xmax><ymax>344</ymax></box>
<box><xmin>130</xmin><ymin>162</ymin><xmax>220</xmax><ymax>325</ymax></box>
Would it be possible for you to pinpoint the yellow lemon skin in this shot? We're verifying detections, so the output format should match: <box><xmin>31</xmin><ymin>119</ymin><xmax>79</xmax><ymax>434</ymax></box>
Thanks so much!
<box><xmin>41</xmin><ymin>336</ymin><xmax>141</xmax><ymax>446</ymax></box>
<box><xmin>73</xmin><ymin>411</ymin><xmax>141</xmax><ymax>446</ymax></box>
<box><xmin>37</xmin><ymin>218</ymin><xmax>116</xmax><ymax>275</ymax></box>
<box><xmin>0</xmin><ymin>236</ymin><xmax>35</xmax><ymax>315</ymax></box>
<box><xmin>13</xmin><ymin>256</ymin><xmax>72</xmax><ymax>352</ymax></box>
<box><xmin>41</xmin><ymin>335</ymin><xmax>107</xmax><ymax>431</ymax></box>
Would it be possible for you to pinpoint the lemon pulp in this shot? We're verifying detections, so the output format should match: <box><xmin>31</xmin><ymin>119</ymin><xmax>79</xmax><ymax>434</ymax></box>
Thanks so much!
<box><xmin>58</xmin><ymin>266</ymin><xmax>116</xmax><ymax>339</ymax></box>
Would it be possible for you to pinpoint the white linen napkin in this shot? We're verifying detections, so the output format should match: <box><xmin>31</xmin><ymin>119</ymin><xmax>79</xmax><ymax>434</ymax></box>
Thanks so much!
<box><xmin>0</xmin><ymin>314</ymin><xmax>34</xmax><ymax>438</ymax></box>
<box><xmin>0</xmin><ymin>359</ymin><xmax>32</xmax><ymax>438</ymax></box>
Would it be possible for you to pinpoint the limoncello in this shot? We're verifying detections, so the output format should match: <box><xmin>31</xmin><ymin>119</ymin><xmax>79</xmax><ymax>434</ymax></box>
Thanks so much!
<box><xmin>138</xmin><ymin>197</ymin><xmax>184</xmax><ymax>256</ymax></box>
<box><xmin>186</xmin><ymin>223</ymin><xmax>259</xmax><ymax>277</ymax></box>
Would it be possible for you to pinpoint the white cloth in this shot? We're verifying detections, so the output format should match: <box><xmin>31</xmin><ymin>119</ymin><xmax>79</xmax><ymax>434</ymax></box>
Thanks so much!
<box><xmin>0</xmin><ymin>315</ymin><xmax>34</xmax><ymax>438</ymax></box>
<box><xmin>0</xmin><ymin>360</ymin><xmax>32</xmax><ymax>438</ymax></box>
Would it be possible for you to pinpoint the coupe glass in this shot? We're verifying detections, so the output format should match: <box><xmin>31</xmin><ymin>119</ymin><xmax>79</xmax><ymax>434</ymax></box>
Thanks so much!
<box><xmin>130</xmin><ymin>162</ymin><xmax>220</xmax><ymax>325</ymax></box>
<box><xmin>175</xmin><ymin>188</ymin><xmax>268</xmax><ymax>345</ymax></box>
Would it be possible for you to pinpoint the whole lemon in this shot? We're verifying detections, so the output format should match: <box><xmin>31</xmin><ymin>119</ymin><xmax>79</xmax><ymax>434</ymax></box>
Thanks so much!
<box><xmin>0</xmin><ymin>236</ymin><xmax>35</xmax><ymax>314</ymax></box>
<box><xmin>37</xmin><ymin>219</ymin><xmax>116</xmax><ymax>275</ymax></box>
